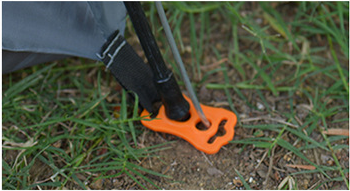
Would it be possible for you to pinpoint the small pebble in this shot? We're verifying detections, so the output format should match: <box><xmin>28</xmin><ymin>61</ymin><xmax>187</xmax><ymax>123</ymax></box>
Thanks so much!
<box><xmin>248</xmin><ymin>177</ymin><xmax>254</xmax><ymax>183</ymax></box>
<box><xmin>233</xmin><ymin>179</ymin><xmax>243</xmax><ymax>187</ymax></box>
<box><xmin>257</xmin><ymin>102</ymin><xmax>265</xmax><ymax>110</ymax></box>
<box><xmin>207</xmin><ymin>167</ymin><xmax>224</xmax><ymax>176</ymax></box>
<box><xmin>321</xmin><ymin>154</ymin><xmax>332</xmax><ymax>164</ymax></box>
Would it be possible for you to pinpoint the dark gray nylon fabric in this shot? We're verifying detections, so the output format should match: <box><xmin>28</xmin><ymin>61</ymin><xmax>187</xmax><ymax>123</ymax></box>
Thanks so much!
<box><xmin>2</xmin><ymin>50</ymin><xmax>69</xmax><ymax>73</ymax></box>
<box><xmin>2</xmin><ymin>1</ymin><xmax>127</xmax><ymax>73</ymax></box>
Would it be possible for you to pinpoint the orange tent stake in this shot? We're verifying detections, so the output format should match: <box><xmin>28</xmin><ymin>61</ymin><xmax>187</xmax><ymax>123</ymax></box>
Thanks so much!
<box><xmin>141</xmin><ymin>95</ymin><xmax>237</xmax><ymax>154</ymax></box>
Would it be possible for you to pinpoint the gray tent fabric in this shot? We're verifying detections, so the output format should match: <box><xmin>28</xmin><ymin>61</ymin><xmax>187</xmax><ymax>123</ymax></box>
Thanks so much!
<box><xmin>2</xmin><ymin>1</ymin><xmax>162</xmax><ymax>113</ymax></box>
<box><xmin>2</xmin><ymin>50</ymin><xmax>69</xmax><ymax>73</ymax></box>
<box><xmin>2</xmin><ymin>1</ymin><xmax>127</xmax><ymax>73</ymax></box>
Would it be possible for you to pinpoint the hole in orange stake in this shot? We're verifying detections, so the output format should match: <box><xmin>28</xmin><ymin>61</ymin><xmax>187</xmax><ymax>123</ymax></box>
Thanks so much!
<box><xmin>208</xmin><ymin>120</ymin><xmax>227</xmax><ymax>144</ymax></box>
<box><xmin>196</xmin><ymin>121</ymin><xmax>210</xmax><ymax>131</ymax></box>
<box><xmin>140</xmin><ymin>94</ymin><xmax>237</xmax><ymax>154</ymax></box>
<box><xmin>208</xmin><ymin>136</ymin><xmax>216</xmax><ymax>144</ymax></box>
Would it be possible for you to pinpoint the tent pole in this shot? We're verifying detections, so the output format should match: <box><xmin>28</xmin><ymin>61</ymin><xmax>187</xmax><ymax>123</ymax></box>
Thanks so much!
<box><xmin>124</xmin><ymin>2</ymin><xmax>190</xmax><ymax>121</ymax></box>
<box><xmin>155</xmin><ymin>2</ymin><xmax>210</xmax><ymax>128</ymax></box>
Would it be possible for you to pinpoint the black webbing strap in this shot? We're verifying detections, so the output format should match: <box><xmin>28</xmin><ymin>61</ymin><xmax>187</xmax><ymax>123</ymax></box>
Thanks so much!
<box><xmin>98</xmin><ymin>30</ymin><xmax>161</xmax><ymax>113</ymax></box>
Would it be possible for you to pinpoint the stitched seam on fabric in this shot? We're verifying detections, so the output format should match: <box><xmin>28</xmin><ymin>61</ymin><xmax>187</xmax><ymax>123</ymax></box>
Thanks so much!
<box><xmin>96</xmin><ymin>32</ymin><xmax>121</xmax><ymax>59</ymax></box>
<box><xmin>106</xmin><ymin>40</ymin><xmax>126</xmax><ymax>69</ymax></box>
<box><xmin>156</xmin><ymin>72</ymin><xmax>173</xmax><ymax>83</ymax></box>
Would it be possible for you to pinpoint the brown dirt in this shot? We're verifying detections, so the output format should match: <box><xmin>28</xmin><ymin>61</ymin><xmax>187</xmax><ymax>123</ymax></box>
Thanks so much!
<box><xmin>115</xmin><ymin>89</ymin><xmax>347</xmax><ymax>190</ymax></box>
<box><xmin>88</xmin><ymin>73</ymin><xmax>348</xmax><ymax>190</ymax></box>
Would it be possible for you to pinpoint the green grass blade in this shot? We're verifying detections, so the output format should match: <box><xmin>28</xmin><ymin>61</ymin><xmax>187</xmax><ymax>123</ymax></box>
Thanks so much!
<box><xmin>234</xmin><ymin>168</ymin><xmax>252</xmax><ymax>190</ymax></box>
<box><xmin>327</xmin><ymin>35</ymin><xmax>349</xmax><ymax>94</ymax></box>
<box><xmin>127</xmin><ymin>162</ymin><xmax>171</xmax><ymax>178</ymax></box>
<box><xmin>276</xmin><ymin>138</ymin><xmax>330</xmax><ymax>179</ymax></box>
<box><xmin>127</xmin><ymin>165</ymin><xmax>161</xmax><ymax>189</ymax></box>
<box><xmin>129</xmin><ymin>91</ymin><xmax>140</xmax><ymax>146</ymax></box>
<box><xmin>238</xmin><ymin>53</ymin><xmax>278</xmax><ymax>95</ymax></box>
<box><xmin>28</xmin><ymin>181</ymin><xmax>62</xmax><ymax>189</ymax></box>
<box><xmin>124</xmin><ymin>170</ymin><xmax>147</xmax><ymax>189</ymax></box>
<box><xmin>171</xmin><ymin>2</ymin><xmax>222</xmax><ymax>13</ymax></box>
<box><xmin>75</xmin><ymin>93</ymin><xmax>109</xmax><ymax>118</ymax></box>
<box><xmin>285</xmin><ymin>127</ymin><xmax>329</xmax><ymax>151</ymax></box>
<box><xmin>3</xmin><ymin>63</ymin><xmax>55</xmax><ymax>104</ymax></box>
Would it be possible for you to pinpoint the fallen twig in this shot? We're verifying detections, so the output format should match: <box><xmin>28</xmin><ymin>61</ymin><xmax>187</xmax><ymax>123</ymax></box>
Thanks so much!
<box><xmin>200</xmin><ymin>58</ymin><xmax>229</xmax><ymax>71</ymax></box>
<box><xmin>241</xmin><ymin>116</ymin><xmax>299</xmax><ymax>128</ymax></box>
<box><xmin>285</xmin><ymin>164</ymin><xmax>316</xmax><ymax>170</ymax></box>
<box><xmin>263</xmin><ymin>145</ymin><xmax>276</xmax><ymax>189</ymax></box>
<box><xmin>201</xmin><ymin>151</ymin><xmax>213</xmax><ymax>166</ymax></box>
<box><xmin>322</xmin><ymin>129</ymin><xmax>349</xmax><ymax>136</ymax></box>
<box><xmin>255</xmin><ymin>149</ymin><xmax>268</xmax><ymax>169</ymax></box>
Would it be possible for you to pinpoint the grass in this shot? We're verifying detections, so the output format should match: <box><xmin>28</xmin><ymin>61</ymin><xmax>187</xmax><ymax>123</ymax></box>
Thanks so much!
<box><xmin>2</xmin><ymin>63</ymin><xmax>171</xmax><ymax>189</ymax></box>
<box><xmin>153</xmin><ymin>1</ymin><xmax>349</xmax><ymax>189</ymax></box>
<box><xmin>2</xmin><ymin>1</ymin><xmax>349</xmax><ymax>189</ymax></box>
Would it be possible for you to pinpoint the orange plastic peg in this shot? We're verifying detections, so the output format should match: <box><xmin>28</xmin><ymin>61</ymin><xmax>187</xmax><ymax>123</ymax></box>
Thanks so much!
<box><xmin>141</xmin><ymin>95</ymin><xmax>237</xmax><ymax>154</ymax></box>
